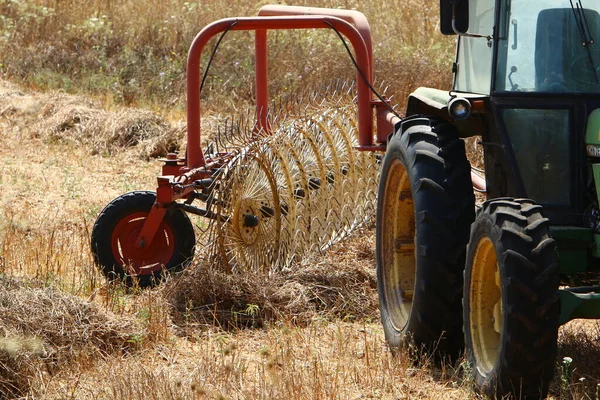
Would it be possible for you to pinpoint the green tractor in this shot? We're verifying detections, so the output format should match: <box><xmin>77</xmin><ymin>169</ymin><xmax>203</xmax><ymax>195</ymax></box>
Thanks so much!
<box><xmin>377</xmin><ymin>0</ymin><xmax>600</xmax><ymax>398</ymax></box>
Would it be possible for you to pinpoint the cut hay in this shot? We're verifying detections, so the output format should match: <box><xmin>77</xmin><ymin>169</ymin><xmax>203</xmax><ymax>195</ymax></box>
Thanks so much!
<box><xmin>551</xmin><ymin>320</ymin><xmax>600</xmax><ymax>396</ymax></box>
<box><xmin>0</xmin><ymin>276</ymin><xmax>143</xmax><ymax>399</ymax></box>
<box><xmin>165</xmin><ymin>228</ymin><xmax>378</xmax><ymax>334</ymax></box>
<box><xmin>36</xmin><ymin>93</ymin><xmax>184</xmax><ymax>159</ymax></box>
<box><xmin>0</xmin><ymin>84</ymin><xmax>184</xmax><ymax>160</ymax></box>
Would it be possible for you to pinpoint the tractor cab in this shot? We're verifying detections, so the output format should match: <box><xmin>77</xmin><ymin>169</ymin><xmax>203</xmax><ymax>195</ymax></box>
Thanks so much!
<box><xmin>431</xmin><ymin>1</ymin><xmax>600</xmax><ymax>229</ymax></box>
<box><xmin>453</xmin><ymin>0</ymin><xmax>600</xmax><ymax>95</ymax></box>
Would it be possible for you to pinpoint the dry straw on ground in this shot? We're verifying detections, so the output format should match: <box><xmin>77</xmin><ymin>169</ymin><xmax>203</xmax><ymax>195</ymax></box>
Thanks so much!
<box><xmin>165</xmin><ymin>227</ymin><xmax>379</xmax><ymax>334</ymax></box>
<box><xmin>37</xmin><ymin>94</ymin><xmax>184</xmax><ymax>159</ymax></box>
<box><xmin>0</xmin><ymin>276</ymin><xmax>143</xmax><ymax>398</ymax></box>
<box><xmin>0</xmin><ymin>82</ymin><xmax>184</xmax><ymax>160</ymax></box>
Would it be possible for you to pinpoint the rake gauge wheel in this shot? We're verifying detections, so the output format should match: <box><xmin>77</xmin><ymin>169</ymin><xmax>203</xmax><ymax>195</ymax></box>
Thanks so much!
<box><xmin>91</xmin><ymin>191</ymin><xmax>195</xmax><ymax>287</ymax></box>
<box><xmin>376</xmin><ymin>117</ymin><xmax>475</xmax><ymax>359</ymax></box>
<box><xmin>463</xmin><ymin>198</ymin><xmax>559</xmax><ymax>399</ymax></box>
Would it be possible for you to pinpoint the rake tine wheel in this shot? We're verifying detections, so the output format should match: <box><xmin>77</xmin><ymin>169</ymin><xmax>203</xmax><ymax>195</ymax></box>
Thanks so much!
<box><xmin>290</xmin><ymin>123</ymin><xmax>330</xmax><ymax>252</ymax></box>
<box><xmin>264</xmin><ymin>138</ymin><xmax>300</xmax><ymax>266</ymax></box>
<box><xmin>208</xmin><ymin>87</ymin><xmax>381</xmax><ymax>273</ymax></box>
<box><xmin>214</xmin><ymin>146</ymin><xmax>282</xmax><ymax>273</ymax></box>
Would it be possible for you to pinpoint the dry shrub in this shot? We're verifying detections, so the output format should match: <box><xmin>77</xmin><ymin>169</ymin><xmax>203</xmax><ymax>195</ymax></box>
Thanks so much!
<box><xmin>165</xmin><ymin>229</ymin><xmax>378</xmax><ymax>334</ymax></box>
<box><xmin>0</xmin><ymin>276</ymin><xmax>143</xmax><ymax>399</ymax></box>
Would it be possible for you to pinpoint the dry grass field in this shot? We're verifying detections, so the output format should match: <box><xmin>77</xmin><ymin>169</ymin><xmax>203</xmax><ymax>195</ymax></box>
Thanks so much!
<box><xmin>1</xmin><ymin>1</ymin><xmax>600</xmax><ymax>399</ymax></box>
<box><xmin>0</xmin><ymin>0</ymin><xmax>453</xmax><ymax>113</ymax></box>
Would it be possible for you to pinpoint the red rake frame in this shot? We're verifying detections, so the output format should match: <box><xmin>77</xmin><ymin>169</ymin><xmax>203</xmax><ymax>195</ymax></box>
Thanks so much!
<box><xmin>137</xmin><ymin>6</ymin><xmax>399</xmax><ymax>249</ymax></box>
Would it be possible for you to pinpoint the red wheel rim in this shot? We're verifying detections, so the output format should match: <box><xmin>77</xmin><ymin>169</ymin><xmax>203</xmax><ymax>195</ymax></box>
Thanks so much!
<box><xmin>111</xmin><ymin>212</ymin><xmax>175</xmax><ymax>276</ymax></box>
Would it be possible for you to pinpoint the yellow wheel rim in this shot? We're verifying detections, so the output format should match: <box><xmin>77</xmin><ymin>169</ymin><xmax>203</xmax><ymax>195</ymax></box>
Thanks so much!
<box><xmin>470</xmin><ymin>237</ymin><xmax>503</xmax><ymax>374</ymax></box>
<box><xmin>380</xmin><ymin>158</ymin><xmax>415</xmax><ymax>331</ymax></box>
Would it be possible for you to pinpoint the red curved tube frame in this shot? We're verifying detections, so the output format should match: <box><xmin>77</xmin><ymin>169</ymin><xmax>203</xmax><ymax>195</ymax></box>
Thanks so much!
<box><xmin>143</xmin><ymin>14</ymin><xmax>380</xmax><ymax>249</ymax></box>
<box><xmin>256</xmin><ymin>5</ymin><xmax>373</xmax><ymax>80</ymax></box>
<box><xmin>186</xmin><ymin>16</ymin><xmax>373</xmax><ymax>169</ymax></box>
<box><xmin>255</xmin><ymin>5</ymin><xmax>393</xmax><ymax>148</ymax></box>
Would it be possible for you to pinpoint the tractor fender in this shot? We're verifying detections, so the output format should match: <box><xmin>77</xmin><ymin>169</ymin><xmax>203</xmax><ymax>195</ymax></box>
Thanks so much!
<box><xmin>406</xmin><ymin>87</ymin><xmax>452</xmax><ymax>120</ymax></box>
<box><xmin>406</xmin><ymin>87</ymin><xmax>490</xmax><ymax>139</ymax></box>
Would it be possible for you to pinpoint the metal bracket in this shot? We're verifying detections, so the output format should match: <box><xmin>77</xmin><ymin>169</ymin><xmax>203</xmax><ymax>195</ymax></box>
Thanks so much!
<box><xmin>559</xmin><ymin>288</ymin><xmax>600</xmax><ymax>325</ymax></box>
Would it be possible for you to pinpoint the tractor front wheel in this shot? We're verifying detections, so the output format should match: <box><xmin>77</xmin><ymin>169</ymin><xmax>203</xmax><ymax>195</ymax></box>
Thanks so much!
<box><xmin>91</xmin><ymin>191</ymin><xmax>195</xmax><ymax>287</ymax></box>
<box><xmin>376</xmin><ymin>117</ymin><xmax>475</xmax><ymax>360</ymax></box>
<box><xmin>464</xmin><ymin>198</ymin><xmax>559</xmax><ymax>399</ymax></box>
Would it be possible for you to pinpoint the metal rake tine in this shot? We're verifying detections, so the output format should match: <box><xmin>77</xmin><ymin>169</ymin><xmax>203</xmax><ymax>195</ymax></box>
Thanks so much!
<box><xmin>206</xmin><ymin>82</ymin><xmax>379</xmax><ymax>272</ymax></box>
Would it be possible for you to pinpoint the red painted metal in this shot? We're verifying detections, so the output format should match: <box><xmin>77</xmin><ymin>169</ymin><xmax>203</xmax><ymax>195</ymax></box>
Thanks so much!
<box><xmin>112</xmin><ymin>210</ymin><xmax>175</xmax><ymax>275</ymax></box>
<box><xmin>255</xmin><ymin>6</ymin><xmax>377</xmax><ymax>139</ymax></box>
<box><xmin>374</xmin><ymin>101</ymin><xmax>401</xmax><ymax>146</ymax></box>
<box><xmin>255</xmin><ymin>29</ymin><xmax>270</xmax><ymax>133</ymax></box>
<box><xmin>186</xmin><ymin>16</ymin><xmax>373</xmax><ymax>170</ymax></box>
<box><xmin>160</xmin><ymin>153</ymin><xmax>188</xmax><ymax>176</ymax></box>
<box><xmin>257</xmin><ymin>5</ymin><xmax>374</xmax><ymax>82</ymax></box>
<box><xmin>135</xmin><ymin>205</ymin><xmax>167</xmax><ymax>250</ymax></box>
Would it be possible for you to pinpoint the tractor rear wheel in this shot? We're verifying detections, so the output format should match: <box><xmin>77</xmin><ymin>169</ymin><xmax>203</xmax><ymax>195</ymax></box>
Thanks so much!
<box><xmin>376</xmin><ymin>117</ymin><xmax>475</xmax><ymax>359</ymax></box>
<box><xmin>91</xmin><ymin>191</ymin><xmax>195</xmax><ymax>287</ymax></box>
<box><xmin>463</xmin><ymin>198</ymin><xmax>559</xmax><ymax>399</ymax></box>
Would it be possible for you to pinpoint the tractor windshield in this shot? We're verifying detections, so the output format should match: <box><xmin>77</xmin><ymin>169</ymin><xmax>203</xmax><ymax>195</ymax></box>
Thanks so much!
<box><xmin>495</xmin><ymin>0</ymin><xmax>600</xmax><ymax>93</ymax></box>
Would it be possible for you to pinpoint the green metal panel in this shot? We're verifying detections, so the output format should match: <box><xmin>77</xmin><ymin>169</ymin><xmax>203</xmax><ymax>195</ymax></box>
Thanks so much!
<box><xmin>585</xmin><ymin>109</ymin><xmax>600</xmax><ymax>146</ymax></box>
<box><xmin>593</xmin><ymin>234</ymin><xmax>600</xmax><ymax>259</ymax></box>
<box><xmin>594</xmin><ymin>164</ymin><xmax>600</xmax><ymax>198</ymax></box>
<box><xmin>559</xmin><ymin>290</ymin><xmax>600</xmax><ymax>325</ymax></box>
<box><xmin>550</xmin><ymin>226</ymin><xmax>592</xmax><ymax>275</ymax></box>
<box><xmin>591</xmin><ymin>164</ymin><xmax>600</xmax><ymax>258</ymax></box>
<box><xmin>406</xmin><ymin>88</ymin><xmax>489</xmax><ymax>139</ymax></box>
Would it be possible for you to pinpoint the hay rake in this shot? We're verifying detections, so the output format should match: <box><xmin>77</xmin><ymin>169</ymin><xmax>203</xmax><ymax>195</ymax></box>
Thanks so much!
<box><xmin>91</xmin><ymin>5</ymin><xmax>400</xmax><ymax>286</ymax></box>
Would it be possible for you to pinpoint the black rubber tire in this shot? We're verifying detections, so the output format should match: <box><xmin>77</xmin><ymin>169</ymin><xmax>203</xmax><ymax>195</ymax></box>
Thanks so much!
<box><xmin>91</xmin><ymin>191</ymin><xmax>195</xmax><ymax>287</ymax></box>
<box><xmin>376</xmin><ymin>117</ymin><xmax>475</xmax><ymax>360</ymax></box>
<box><xmin>463</xmin><ymin>198</ymin><xmax>559</xmax><ymax>399</ymax></box>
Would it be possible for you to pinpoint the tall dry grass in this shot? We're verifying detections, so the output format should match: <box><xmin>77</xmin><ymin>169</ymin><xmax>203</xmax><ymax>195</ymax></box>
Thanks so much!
<box><xmin>0</xmin><ymin>0</ymin><xmax>453</xmax><ymax>113</ymax></box>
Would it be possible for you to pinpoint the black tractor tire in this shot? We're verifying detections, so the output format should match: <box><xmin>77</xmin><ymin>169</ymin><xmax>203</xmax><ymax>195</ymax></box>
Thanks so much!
<box><xmin>91</xmin><ymin>191</ymin><xmax>195</xmax><ymax>287</ymax></box>
<box><xmin>463</xmin><ymin>198</ymin><xmax>559</xmax><ymax>399</ymax></box>
<box><xmin>376</xmin><ymin>117</ymin><xmax>475</xmax><ymax>360</ymax></box>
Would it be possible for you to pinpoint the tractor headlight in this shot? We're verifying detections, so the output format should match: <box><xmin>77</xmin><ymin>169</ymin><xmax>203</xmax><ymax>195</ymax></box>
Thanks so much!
<box><xmin>448</xmin><ymin>98</ymin><xmax>472</xmax><ymax>120</ymax></box>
